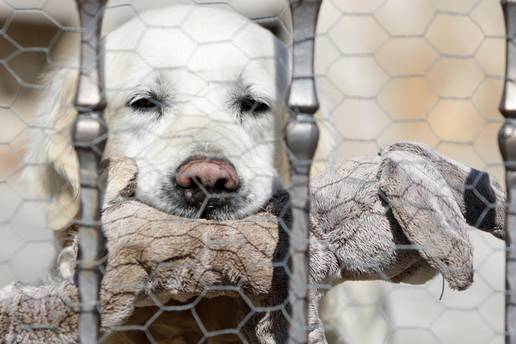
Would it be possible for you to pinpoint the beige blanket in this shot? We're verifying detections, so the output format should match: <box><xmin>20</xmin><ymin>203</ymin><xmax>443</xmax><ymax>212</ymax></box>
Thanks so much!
<box><xmin>0</xmin><ymin>142</ymin><xmax>505</xmax><ymax>343</ymax></box>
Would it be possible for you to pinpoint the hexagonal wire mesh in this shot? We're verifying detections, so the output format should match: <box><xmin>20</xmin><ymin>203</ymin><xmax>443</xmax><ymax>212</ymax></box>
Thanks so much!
<box><xmin>0</xmin><ymin>0</ymin><xmax>510</xmax><ymax>343</ymax></box>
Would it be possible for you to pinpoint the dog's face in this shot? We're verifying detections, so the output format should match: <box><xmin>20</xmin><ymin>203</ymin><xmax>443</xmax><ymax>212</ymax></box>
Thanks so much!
<box><xmin>95</xmin><ymin>6</ymin><xmax>289</xmax><ymax>220</ymax></box>
<box><xmin>25</xmin><ymin>4</ymin><xmax>290</xmax><ymax>278</ymax></box>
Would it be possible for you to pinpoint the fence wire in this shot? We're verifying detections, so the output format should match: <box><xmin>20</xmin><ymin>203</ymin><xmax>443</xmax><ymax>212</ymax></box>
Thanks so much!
<box><xmin>0</xmin><ymin>0</ymin><xmax>509</xmax><ymax>343</ymax></box>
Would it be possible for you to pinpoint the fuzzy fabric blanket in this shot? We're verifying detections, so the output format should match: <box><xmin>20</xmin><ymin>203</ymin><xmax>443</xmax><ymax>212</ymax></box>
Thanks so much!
<box><xmin>0</xmin><ymin>142</ymin><xmax>505</xmax><ymax>343</ymax></box>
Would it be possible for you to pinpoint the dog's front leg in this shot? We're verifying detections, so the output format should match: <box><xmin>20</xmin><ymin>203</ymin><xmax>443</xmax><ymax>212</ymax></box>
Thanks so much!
<box><xmin>308</xmin><ymin>288</ymin><xmax>327</xmax><ymax>343</ymax></box>
<box><xmin>238</xmin><ymin>288</ymin><xmax>286</xmax><ymax>343</ymax></box>
<box><xmin>241</xmin><ymin>289</ymin><xmax>327</xmax><ymax>344</ymax></box>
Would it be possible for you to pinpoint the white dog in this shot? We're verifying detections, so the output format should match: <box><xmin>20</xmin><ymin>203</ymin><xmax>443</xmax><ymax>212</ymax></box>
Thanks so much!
<box><xmin>27</xmin><ymin>4</ymin><xmax>291</xmax><ymax>274</ymax></box>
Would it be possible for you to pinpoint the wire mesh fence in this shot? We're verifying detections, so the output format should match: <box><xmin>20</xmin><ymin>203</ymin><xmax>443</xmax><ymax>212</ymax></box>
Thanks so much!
<box><xmin>0</xmin><ymin>0</ymin><xmax>509</xmax><ymax>343</ymax></box>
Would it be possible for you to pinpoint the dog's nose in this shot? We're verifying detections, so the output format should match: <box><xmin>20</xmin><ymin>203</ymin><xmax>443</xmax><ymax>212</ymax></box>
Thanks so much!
<box><xmin>176</xmin><ymin>158</ymin><xmax>240</xmax><ymax>193</ymax></box>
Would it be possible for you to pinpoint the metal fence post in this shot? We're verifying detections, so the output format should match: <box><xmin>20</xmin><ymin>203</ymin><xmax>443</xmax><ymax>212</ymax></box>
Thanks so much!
<box><xmin>500</xmin><ymin>1</ymin><xmax>516</xmax><ymax>343</ymax></box>
<box><xmin>286</xmin><ymin>1</ymin><xmax>322</xmax><ymax>343</ymax></box>
<box><xmin>73</xmin><ymin>1</ymin><xmax>108</xmax><ymax>343</ymax></box>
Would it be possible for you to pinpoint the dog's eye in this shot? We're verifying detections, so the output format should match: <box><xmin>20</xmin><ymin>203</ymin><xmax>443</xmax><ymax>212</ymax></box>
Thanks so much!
<box><xmin>239</xmin><ymin>96</ymin><xmax>270</xmax><ymax>115</ymax></box>
<box><xmin>128</xmin><ymin>97</ymin><xmax>160</xmax><ymax>112</ymax></box>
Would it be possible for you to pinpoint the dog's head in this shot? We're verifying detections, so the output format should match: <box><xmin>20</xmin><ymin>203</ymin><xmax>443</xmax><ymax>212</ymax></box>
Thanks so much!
<box><xmin>26</xmin><ymin>5</ymin><xmax>290</xmax><ymax>232</ymax></box>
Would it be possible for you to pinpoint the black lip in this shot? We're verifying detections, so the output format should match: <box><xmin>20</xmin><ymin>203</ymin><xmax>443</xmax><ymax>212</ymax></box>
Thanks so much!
<box><xmin>180</xmin><ymin>190</ymin><xmax>242</xmax><ymax>219</ymax></box>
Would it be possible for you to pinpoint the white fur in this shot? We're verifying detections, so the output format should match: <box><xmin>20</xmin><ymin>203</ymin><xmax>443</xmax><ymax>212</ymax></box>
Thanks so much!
<box><xmin>26</xmin><ymin>5</ymin><xmax>290</xmax><ymax>276</ymax></box>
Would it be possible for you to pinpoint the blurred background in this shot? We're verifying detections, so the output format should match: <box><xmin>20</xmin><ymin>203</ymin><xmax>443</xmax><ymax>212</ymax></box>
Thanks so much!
<box><xmin>0</xmin><ymin>0</ymin><xmax>506</xmax><ymax>343</ymax></box>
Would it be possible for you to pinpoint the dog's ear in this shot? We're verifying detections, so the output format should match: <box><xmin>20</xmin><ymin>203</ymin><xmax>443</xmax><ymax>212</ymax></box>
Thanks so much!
<box><xmin>379</xmin><ymin>150</ymin><xmax>474</xmax><ymax>290</ymax></box>
<box><xmin>25</xmin><ymin>68</ymin><xmax>79</xmax><ymax>232</ymax></box>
